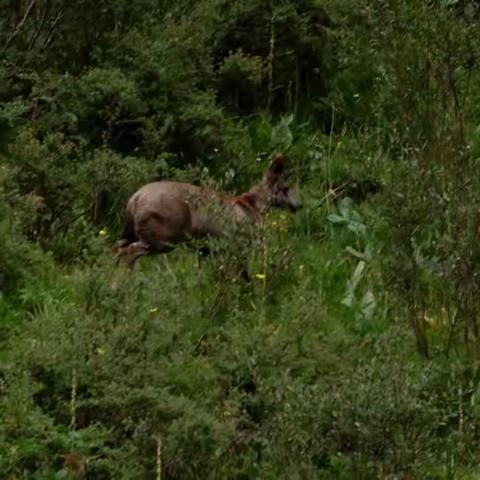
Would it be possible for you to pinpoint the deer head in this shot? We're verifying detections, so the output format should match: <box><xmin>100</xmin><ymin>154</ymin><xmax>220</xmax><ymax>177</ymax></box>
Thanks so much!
<box><xmin>263</xmin><ymin>154</ymin><xmax>302</xmax><ymax>212</ymax></box>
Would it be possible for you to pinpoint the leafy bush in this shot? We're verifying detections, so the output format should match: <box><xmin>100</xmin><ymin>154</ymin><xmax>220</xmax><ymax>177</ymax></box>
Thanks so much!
<box><xmin>3</xmin><ymin>0</ymin><xmax>480</xmax><ymax>477</ymax></box>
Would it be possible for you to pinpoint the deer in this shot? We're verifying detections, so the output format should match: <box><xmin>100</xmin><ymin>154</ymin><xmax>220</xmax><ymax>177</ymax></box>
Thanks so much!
<box><xmin>113</xmin><ymin>153</ymin><xmax>302</xmax><ymax>271</ymax></box>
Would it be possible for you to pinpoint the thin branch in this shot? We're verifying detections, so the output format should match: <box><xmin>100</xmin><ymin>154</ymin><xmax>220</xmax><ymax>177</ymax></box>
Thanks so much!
<box><xmin>444</xmin><ymin>311</ymin><xmax>459</xmax><ymax>359</ymax></box>
<box><xmin>445</xmin><ymin>33</ymin><xmax>464</xmax><ymax>143</ymax></box>
<box><xmin>69</xmin><ymin>367</ymin><xmax>77</xmax><ymax>430</ymax></box>
<box><xmin>41</xmin><ymin>10</ymin><xmax>64</xmax><ymax>49</ymax></box>
<box><xmin>28</xmin><ymin>0</ymin><xmax>51</xmax><ymax>51</ymax></box>
<box><xmin>5</xmin><ymin>0</ymin><xmax>36</xmax><ymax>48</ymax></box>
<box><xmin>156</xmin><ymin>436</ymin><xmax>162</xmax><ymax>480</ymax></box>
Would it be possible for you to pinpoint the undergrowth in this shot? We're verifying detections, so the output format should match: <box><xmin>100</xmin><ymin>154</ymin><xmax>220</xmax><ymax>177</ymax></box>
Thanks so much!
<box><xmin>3</xmin><ymin>0</ymin><xmax>480</xmax><ymax>478</ymax></box>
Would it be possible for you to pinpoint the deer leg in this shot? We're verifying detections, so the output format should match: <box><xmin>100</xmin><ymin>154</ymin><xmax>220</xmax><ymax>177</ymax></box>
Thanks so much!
<box><xmin>125</xmin><ymin>241</ymin><xmax>151</xmax><ymax>271</ymax></box>
<box><xmin>112</xmin><ymin>239</ymin><xmax>130</xmax><ymax>267</ymax></box>
<box><xmin>197</xmin><ymin>245</ymin><xmax>211</xmax><ymax>259</ymax></box>
<box><xmin>240</xmin><ymin>268</ymin><xmax>251</xmax><ymax>283</ymax></box>
<box><xmin>125</xmin><ymin>240</ymin><xmax>175</xmax><ymax>271</ymax></box>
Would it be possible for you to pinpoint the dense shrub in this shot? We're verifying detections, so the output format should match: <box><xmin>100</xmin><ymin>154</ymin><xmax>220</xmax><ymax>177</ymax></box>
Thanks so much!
<box><xmin>2</xmin><ymin>0</ymin><xmax>480</xmax><ymax>478</ymax></box>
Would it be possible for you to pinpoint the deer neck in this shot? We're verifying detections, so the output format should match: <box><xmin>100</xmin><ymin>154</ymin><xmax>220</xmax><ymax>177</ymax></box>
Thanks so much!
<box><xmin>228</xmin><ymin>184</ymin><xmax>269</xmax><ymax>221</ymax></box>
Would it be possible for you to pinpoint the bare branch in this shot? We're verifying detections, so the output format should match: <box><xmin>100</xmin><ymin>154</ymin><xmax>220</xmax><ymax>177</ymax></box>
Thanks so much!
<box><xmin>5</xmin><ymin>0</ymin><xmax>37</xmax><ymax>49</ymax></box>
<box><xmin>42</xmin><ymin>11</ymin><xmax>64</xmax><ymax>48</ymax></box>
<box><xmin>28</xmin><ymin>0</ymin><xmax>52</xmax><ymax>51</ymax></box>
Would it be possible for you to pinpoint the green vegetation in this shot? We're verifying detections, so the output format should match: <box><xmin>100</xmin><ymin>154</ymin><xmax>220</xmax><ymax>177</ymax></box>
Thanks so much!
<box><xmin>2</xmin><ymin>0</ymin><xmax>480</xmax><ymax>477</ymax></box>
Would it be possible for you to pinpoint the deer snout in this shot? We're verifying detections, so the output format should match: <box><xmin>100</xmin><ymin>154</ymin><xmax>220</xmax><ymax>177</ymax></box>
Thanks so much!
<box><xmin>290</xmin><ymin>201</ymin><xmax>302</xmax><ymax>212</ymax></box>
<box><xmin>288</xmin><ymin>191</ymin><xmax>302</xmax><ymax>212</ymax></box>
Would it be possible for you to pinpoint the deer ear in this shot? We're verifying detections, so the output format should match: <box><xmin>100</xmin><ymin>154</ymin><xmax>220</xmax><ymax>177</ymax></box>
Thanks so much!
<box><xmin>267</xmin><ymin>153</ymin><xmax>285</xmax><ymax>176</ymax></box>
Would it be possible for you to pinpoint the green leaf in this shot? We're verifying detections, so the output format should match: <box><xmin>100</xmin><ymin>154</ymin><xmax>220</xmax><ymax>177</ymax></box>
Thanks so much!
<box><xmin>338</xmin><ymin>197</ymin><xmax>353</xmax><ymax>219</ymax></box>
<box><xmin>350</xmin><ymin>260</ymin><xmax>366</xmax><ymax>291</ymax></box>
<box><xmin>341</xmin><ymin>290</ymin><xmax>355</xmax><ymax>307</ymax></box>
<box><xmin>361</xmin><ymin>291</ymin><xmax>376</xmax><ymax>320</ymax></box>
<box><xmin>347</xmin><ymin>220</ymin><xmax>367</xmax><ymax>236</ymax></box>
<box><xmin>271</xmin><ymin>114</ymin><xmax>294</xmax><ymax>151</ymax></box>
<box><xmin>327</xmin><ymin>214</ymin><xmax>347</xmax><ymax>224</ymax></box>
<box><xmin>345</xmin><ymin>246</ymin><xmax>365</xmax><ymax>260</ymax></box>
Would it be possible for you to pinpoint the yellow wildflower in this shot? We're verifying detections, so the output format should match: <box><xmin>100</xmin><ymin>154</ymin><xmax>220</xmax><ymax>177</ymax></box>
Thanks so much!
<box><xmin>99</xmin><ymin>228</ymin><xmax>108</xmax><ymax>237</ymax></box>
<box><xmin>255</xmin><ymin>273</ymin><xmax>266</xmax><ymax>280</ymax></box>
<box><xmin>149</xmin><ymin>307</ymin><xmax>159</xmax><ymax>314</ymax></box>
<box><xmin>96</xmin><ymin>347</ymin><xmax>106</xmax><ymax>355</ymax></box>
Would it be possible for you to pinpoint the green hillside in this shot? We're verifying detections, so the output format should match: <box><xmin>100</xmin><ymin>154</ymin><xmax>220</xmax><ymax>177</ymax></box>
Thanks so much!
<box><xmin>2</xmin><ymin>0</ymin><xmax>480</xmax><ymax>478</ymax></box>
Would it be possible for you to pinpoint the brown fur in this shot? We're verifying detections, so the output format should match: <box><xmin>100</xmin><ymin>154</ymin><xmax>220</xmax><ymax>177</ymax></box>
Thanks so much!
<box><xmin>228</xmin><ymin>193</ymin><xmax>261</xmax><ymax>221</ymax></box>
<box><xmin>114</xmin><ymin>154</ymin><xmax>301</xmax><ymax>270</ymax></box>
